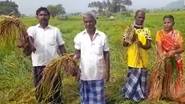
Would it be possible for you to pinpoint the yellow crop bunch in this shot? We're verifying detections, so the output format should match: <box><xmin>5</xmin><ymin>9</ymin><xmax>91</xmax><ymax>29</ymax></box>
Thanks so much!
<box><xmin>0</xmin><ymin>15</ymin><xmax>32</xmax><ymax>55</ymax></box>
<box><xmin>36</xmin><ymin>53</ymin><xmax>79</xmax><ymax>103</ymax></box>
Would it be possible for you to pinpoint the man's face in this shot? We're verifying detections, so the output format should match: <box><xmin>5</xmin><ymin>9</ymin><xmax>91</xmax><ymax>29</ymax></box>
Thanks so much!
<box><xmin>37</xmin><ymin>11</ymin><xmax>50</xmax><ymax>25</ymax></box>
<box><xmin>163</xmin><ymin>18</ymin><xmax>174</xmax><ymax>32</ymax></box>
<box><xmin>135</xmin><ymin>12</ymin><xmax>145</xmax><ymax>26</ymax></box>
<box><xmin>83</xmin><ymin>16</ymin><xmax>96</xmax><ymax>31</ymax></box>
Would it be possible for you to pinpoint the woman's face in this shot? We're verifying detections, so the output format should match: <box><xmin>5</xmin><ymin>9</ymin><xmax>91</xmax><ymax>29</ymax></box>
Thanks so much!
<box><xmin>163</xmin><ymin>18</ymin><xmax>174</xmax><ymax>32</ymax></box>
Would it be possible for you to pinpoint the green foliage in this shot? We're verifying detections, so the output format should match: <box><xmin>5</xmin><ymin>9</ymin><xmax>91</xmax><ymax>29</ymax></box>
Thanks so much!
<box><xmin>0</xmin><ymin>1</ymin><xmax>20</xmax><ymax>16</ymax></box>
<box><xmin>0</xmin><ymin>51</ymin><xmax>32</xmax><ymax>103</ymax></box>
<box><xmin>0</xmin><ymin>10</ymin><xmax>185</xmax><ymax>103</ymax></box>
<box><xmin>47</xmin><ymin>4</ymin><xmax>66</xmax><ymax>17</ymax></box>
<box><xmin>111</xmin><ymin>0</ymin><xmax>132</xmax><ymax>13</ymax></box>
<box><xmin>88</xmin><ymin>0</ymin><xmax>132</xmax><ymax>15</ymax></box>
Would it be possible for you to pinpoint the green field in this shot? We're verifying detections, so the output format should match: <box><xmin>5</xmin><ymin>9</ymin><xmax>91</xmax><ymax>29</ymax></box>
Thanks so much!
<box><xmin>0</xmin><ymin>11</ymin><xmax>185</xmax><ymax>104</ymax></box>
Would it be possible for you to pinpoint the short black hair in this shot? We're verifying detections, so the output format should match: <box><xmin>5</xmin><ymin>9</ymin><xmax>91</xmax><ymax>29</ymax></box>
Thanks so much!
<box><xmin>135</xmin><ymin>9</ymin><xmax>145</xmax><ymax>17</ymax></box>
<box><xmin>163</xmin><ymin>15</ymin><xmax>174</xmax><ymax>22</ymax></box>
<box><xmin>36</xmin><ymin>7</ymin><xmax>50</xmax><ymax>16</ymax></box>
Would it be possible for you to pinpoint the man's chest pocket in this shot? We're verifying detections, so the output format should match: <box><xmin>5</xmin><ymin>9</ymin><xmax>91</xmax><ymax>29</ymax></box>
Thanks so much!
<box><xmin>92</xmin><ymin>42</ymin><xmax>103</xmax><ymax>55</ymax></box>
<box><xmin>46</xmin><ymin>36</ymin><xmax>57</xmax><ymax>46</ymax></box>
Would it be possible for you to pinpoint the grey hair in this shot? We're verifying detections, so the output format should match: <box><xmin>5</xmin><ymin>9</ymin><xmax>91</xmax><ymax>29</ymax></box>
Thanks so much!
<box><xmin>82</xmin><ymin>12</ymin><xmax>96</xmax><ymax>21</ymax></box>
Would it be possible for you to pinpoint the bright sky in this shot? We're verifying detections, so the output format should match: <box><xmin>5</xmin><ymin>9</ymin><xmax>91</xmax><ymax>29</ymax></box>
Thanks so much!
<box><xmin>130</xmin><ymin>0</ymin><xmax>179</xmax><ymax>9</ymax></box>
<box><xmin>1</xmin><ymin>0</ymin><xmax>178</xmax><ymax>15</ymax></box>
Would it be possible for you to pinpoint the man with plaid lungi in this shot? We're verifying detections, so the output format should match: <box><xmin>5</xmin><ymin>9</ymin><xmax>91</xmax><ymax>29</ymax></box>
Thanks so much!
<box><xmin>122</xmin><ymin>9</ymin><xmax>152</xmax><ymax>102</ymax></box>
<box><xmin>74</xmin><ymin>12</ymin><xmax>110</xmax><ymax>104</ymax></box>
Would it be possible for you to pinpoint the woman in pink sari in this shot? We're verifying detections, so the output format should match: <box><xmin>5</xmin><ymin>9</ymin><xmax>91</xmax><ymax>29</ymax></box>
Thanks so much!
<box><xmin>155</xmin><ymin>15</ymin><xmax>185</xmax><ymax>103</ymax></box>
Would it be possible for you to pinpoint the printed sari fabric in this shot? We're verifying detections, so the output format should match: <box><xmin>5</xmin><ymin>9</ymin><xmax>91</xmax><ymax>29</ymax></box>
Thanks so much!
<box><xmin>154</xmin><ymin>29</ymin><xmax>185</xmax><ymax>102</ymax></box>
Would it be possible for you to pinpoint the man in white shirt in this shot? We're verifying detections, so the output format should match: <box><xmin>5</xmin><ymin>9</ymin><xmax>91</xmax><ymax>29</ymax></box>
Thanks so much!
<box><xmin>27</xmin><ymin>7</ymin><xmax>66</xmax><ymax>103</ymax></box>
<box><xmin>74</xmin><ymin>12</ymin><xmax>110</xmax><ymax>104</ymax></box>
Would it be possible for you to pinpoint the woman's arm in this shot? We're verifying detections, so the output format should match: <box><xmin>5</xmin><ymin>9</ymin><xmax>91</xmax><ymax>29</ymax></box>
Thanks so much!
<box><xmin>168</xmin><ymin>45</ymin><xmax>184</xmax><ymax>57</ymax></box>
<box><xmin>156</xmin><ymin>41</ymin><xmax>165</xmax><ymax>59</ymax></box>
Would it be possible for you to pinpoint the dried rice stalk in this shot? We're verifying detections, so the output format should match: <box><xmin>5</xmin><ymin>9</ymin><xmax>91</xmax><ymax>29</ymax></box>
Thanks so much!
<box><xmin>0</xmin><ymin>15</ymin><xmax>31</xmax><ymax>55</ymax></box>
<box><xmin>122</xmin><ymin>24</ymin><xmax>135</xmax><ymax>45</ymax></box>
<box><xmin>0</xmin><ymin>15</ymin><xmax>25</xmax><ymax>40</ymax></box>
<box><xmin>37</xmin><ymin>53</ymin><xmax>79</xmax><ymax>103</ymax></box>
<box><xmin>148</xmin><ymin>57</ymin><xmax>185</xmax><ymax>103</ymax></box>
<box><xmin>148</xmin><ymin>60</ymin><xmax>165</xmax><ymax>101</ymax></box>
<box><xmin>7</xmin><ymin>54</ymin><xmax>79</xmax><ymax>103</ymax></box>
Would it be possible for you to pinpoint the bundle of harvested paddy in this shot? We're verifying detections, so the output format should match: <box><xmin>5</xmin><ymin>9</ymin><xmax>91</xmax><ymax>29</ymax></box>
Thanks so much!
<box><xmin>37</xmin><ymin>53</ymin><xmax>79</xmax><ymax>103</ymax></box>
<box><xmin>148</xmin><ymin>60</ymin><xmax>165</xmax><ymax>101</ymax></box>
<box><xmin>122</xmin><ymin>24</ymin><xmax>135</xmax><ymax>45</ymax></box>
<box><xmin>0</xmin><ymin>15</ymin><xmax>32</xmax><ymax>56</ymax></box>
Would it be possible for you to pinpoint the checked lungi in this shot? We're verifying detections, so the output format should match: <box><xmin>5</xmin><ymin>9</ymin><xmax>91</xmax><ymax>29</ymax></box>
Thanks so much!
<box><xmin>80</xmin><ymin>80</ymin><xmax>105</xmax><ymax>104</ymax></box>
<box><xmin>122</xmin><ymin>68</ymin><xmax>148</xmax><ymax>102</ymax></box>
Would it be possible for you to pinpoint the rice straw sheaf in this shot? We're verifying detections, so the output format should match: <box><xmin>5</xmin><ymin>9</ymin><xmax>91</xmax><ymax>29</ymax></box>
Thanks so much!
<box><xmin>8</xmin><ymin>54</ymin><xmax>79</xmax><ymax>103</ymax></box>
<box><xmin>0</xmin><ymin>15</ymin><xmax>31</xmax><ymax>55</ymax></box>
<box><xmin>148</xmin><ymin>59</ymin><xmax>165</xmax><ymax>101</ymax></box>
<box><xmin>0</xmin><ymin>15</ymin><xmax>25</xmax><ymax>40</ymax></box>
<box><xmin>36</xmin><ymin>53</ymin><xmax>79</xmax><ymax>103</ymax></box>
<box><xmin>122</xmin><ymin>24</ymin><xmax>135</xmax><ymax>45</ymax></box>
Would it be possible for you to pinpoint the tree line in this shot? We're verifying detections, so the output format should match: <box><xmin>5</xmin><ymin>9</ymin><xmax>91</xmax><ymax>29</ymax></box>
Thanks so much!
<box><xmin>0</xmin><ymin>0</ymin><xmax>66</xmax><ymax>17</ymax></box>
<box><xmin>0</xmin><ymin>0</ymin><xmax>20</xmax><ymax>16</ymax></box>
<box><xmin>0</xmin><ymin>0</ymin><xmax>132</xmax><ymax>17</ymax></box>
<box><xmin>88</xmin><ymin>0</ymin><xmax>132</xmax><ymax>15</ymax></box>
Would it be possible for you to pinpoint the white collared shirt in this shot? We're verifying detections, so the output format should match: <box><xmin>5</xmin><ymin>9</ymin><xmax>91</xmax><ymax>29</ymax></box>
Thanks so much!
<box><xmin>27</xmin><ymin>24</ymin><xmax>65</xmax><ymax>66</ymax></box>
<box><xmin>74</xmin><ymin>29</ymin><xmax>109</xmax><ymax>80</ymax></box>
